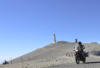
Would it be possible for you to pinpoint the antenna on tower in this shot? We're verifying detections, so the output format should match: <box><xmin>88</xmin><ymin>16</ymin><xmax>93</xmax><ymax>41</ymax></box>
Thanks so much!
<box><xmin>53</xmin><ymin>32</ymin><xmax>56</xmax><ymax>43</ymax></box>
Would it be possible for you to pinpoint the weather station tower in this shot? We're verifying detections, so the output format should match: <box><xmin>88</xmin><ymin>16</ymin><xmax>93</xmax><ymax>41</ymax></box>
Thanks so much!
<box><xmin>53</xmin><ymin>32</ymin><xmax>56</xmax><ymax>43</ymax></box>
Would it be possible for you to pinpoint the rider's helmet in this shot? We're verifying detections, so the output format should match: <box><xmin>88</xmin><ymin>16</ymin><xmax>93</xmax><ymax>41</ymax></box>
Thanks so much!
<box><xmin>78</xmin><ymin>41</ymin><xmax>82</xmax><ymax>45</ymax></box>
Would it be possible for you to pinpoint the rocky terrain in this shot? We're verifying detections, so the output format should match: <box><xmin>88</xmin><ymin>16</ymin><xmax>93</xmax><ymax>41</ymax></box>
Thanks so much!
<box><xmin>0</xmin><ymin>41</ymin><xmax>100</xmax><ymax>68</ymax></box>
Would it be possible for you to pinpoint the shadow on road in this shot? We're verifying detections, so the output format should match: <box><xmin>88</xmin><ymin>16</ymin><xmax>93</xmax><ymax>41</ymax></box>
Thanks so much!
<box><xmin>86</xmin><ymin>61</ymin><xmax>100</xmax><ymax>64</ymax></box>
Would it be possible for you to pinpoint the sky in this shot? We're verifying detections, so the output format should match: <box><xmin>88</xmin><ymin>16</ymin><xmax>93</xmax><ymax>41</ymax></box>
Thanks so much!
<box><xmin>0</xmin><ymin>0</ymin><xmax>100</xmax><ymax>62</ymax></box>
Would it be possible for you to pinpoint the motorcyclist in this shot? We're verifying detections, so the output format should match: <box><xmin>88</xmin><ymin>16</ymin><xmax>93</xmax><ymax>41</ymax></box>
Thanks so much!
<box><xmin>78</xmin><ymin>42</ymin><xmax>85</xmax><ymax>52</ymax></box>
<box><xmin>74</xmin><ymin>41</ymin><xmax>85</xmax><ymax>57</ymax></box>
<box><xmin>73</xmin><ymin>39</ymin><xmax>78</xmax><ymax>51</ymax></box>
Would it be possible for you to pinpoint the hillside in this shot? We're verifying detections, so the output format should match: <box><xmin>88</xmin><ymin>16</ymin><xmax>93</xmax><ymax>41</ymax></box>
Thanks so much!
<box><xmin>9</xmin><ymin>41</ymin><xmax>100</xmax><ymax>63</ymax></box>
<box><xmin>10</xmin><ymin>41</ymin><xmax>74</xmax><ymax>63</ymax></box>
<box><xmin>0</xmin><ymin>41</ymin><xmax>100</xmax><ymax>68</ymax></box>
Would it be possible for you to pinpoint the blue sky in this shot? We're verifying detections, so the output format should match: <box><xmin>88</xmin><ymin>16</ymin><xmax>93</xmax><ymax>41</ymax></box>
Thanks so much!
<box><xmin>0</xmin><ymin>0</ymin><xmax>100</xmax><ymax>61</ymax></box>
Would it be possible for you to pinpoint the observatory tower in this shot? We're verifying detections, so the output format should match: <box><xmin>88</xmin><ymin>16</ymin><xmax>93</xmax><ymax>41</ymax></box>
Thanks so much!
<box><xmin>53</xmin><ymin>32</ymin><xmax>56</xmax><ymax>43</ymax></box>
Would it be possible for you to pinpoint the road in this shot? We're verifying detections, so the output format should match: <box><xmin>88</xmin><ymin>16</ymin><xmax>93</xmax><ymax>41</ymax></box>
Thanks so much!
<box><xmin>0</xmin><ymin>57</ymin><xmax>100</xmax><ymax>68</ymax></box>
<box><xmin>45</xmin><ymin>57</ymin><xmax>100</xmax><ymax>68</ymax></box>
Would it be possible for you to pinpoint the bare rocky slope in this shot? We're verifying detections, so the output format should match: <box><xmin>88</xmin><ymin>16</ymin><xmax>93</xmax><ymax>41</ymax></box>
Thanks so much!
<box><xmin>10</xmin><ymin>41</ymin><xmax>75</xmax><ymax>63</ymax></box>
<box><xmin>10</xmin><ymin>41</ymin><xmax>100</xmax><ymax>63</ymax></box>
<box><xmin>0</xmin><ymin>41</ymin><xmax>100</xmax><ymax>68</ymax></box>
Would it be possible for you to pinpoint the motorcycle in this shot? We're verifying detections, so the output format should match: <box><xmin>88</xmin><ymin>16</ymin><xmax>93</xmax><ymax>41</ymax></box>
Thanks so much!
<box><xmin>74</xmin><ymin>50</ymin><xmax>86</xmax><ymax>64</ymax></box>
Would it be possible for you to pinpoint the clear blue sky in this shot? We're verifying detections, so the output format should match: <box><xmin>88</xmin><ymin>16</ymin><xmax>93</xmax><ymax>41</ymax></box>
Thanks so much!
<box><xmin>0</xmin><ymin>0</ymin><xmax>100</xmax><ymax>60</ymax></box>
